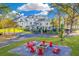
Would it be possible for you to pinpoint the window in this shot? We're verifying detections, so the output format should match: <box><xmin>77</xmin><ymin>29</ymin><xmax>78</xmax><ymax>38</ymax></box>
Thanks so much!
<box><xmin>46</xmin><ymin>23</ymin><xmax>48</xmax><ymax>25</ymax></box>
<box><xmin>30</xmin><ymin>22</ymin><xmax>32</xmax><ymax>24</ymax></box>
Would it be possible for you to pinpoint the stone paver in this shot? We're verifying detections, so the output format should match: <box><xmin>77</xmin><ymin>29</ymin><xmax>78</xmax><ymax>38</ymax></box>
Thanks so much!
<box><xmin>9</xmin><ymin>41</ymin><xmax>71</xmax><ymax>56</ymax></box>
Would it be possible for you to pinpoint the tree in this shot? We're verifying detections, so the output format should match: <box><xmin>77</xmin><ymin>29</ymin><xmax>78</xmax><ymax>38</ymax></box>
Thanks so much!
<box><xmin>0</xmin><ymin>4</ymin><xmax>11</xmax><ymax>19</ymax></box>
<box><xmin>0</xmin><ymin>4</ymin><xmax>11</xmax><ymax>35</ymax></box>
<box><xmin>0</xmin><ymin>18</ymin><xmax>17</xmax><ymax>28</ymax></box>
<box><xmin>0</xmin><ymin>18</ymin><xmax>17</xmax><ymax>35</ymax></box>
<box><xmin>52</xmin><ymin>3</ymin><xmax>79</xmax><ymax>33</ymax></box>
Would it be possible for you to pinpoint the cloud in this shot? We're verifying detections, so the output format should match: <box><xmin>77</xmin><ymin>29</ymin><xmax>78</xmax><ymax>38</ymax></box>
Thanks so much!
<box><xmin>10</xmin><ymin>10</ymin><xmax>18</xmax><ymax>14</ymax></box>
<box><xmin>6</xmin><ymin>10</ymin><xmax>24</xmax><ymax>19</ymax></box>
<box><xmin>18</xmin><ymin>3</ymin><xmax>54</xmax><ymax>15</ymax></box>
<box><xmin>18</xmin><ymin>3</ymin><xmax>53</xmax><ymax>11</ymax></box>
<box><xmin>35</xmin><ymin>11</ymin><xmax>49</xmax><ymax>15</ymax></box>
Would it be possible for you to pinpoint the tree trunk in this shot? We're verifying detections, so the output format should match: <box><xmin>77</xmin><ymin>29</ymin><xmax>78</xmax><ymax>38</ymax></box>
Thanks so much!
<box><xmin>70</xmin><ymin>19</ymin><xmax>73</xmax><ymax>33</ymax></box>
<box><xmin>58</xmin><ymin>13</ymin><xmax>61</xmax><ymax>32</ymax></box>
<box><xmin>70</xmin><ymin>5</ymin><xmax>75</xmax><ymax>33</ymax></box>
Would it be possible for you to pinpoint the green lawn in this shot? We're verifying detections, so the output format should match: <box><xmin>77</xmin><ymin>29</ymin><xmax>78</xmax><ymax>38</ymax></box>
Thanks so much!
<box><xmin>0</xmin><ymin>36</ymin><xmax>79</xmax><ymax>56</ymax></box>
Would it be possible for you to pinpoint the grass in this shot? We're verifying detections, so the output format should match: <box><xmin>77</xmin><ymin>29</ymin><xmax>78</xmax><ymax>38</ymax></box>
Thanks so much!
<box><xmin>0</xmin><ymin>36</ymin><xmax>79</xmax><ymax>56</ymax></box>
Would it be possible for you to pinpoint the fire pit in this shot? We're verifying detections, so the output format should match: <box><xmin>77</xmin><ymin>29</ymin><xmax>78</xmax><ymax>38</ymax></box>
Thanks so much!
<box><xmin>9</xmin><ymin>41</ymin><xmax>72</xmax><ymax>56</ymax></box>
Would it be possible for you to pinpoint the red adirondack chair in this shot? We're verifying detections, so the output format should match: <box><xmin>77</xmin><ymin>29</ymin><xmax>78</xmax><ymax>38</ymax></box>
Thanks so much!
<box><xmin>30</xmin><ymin>47</ymin><xmax>35</xmax><ymax>53</ymax></box>
<box><xmin>40</xmin><ymin>41</ymin><xmax>45</xmax><ymax>46</ymax></box>
<box><xmin>49</xmin><ymin>41</ymin><xmax>53</xmax><ymax>47</ymax></box>
<box><xmin>26</xmin><ymin>42</ymin><xmax>33</xmax><ymax>48</ymax></box>
<box><xmin>52</xmin><ymin>48</ymin><xmax>60</xmax><ymax>54</ymax></box>
<box><xmin>38</xmin><ymin>48</ymin><xmax>44</xmax><ymax>56</ymax></box>
<box><xmin>31</xmin><ymin>41</ymin><xmax>35</xmax><ymax>46</ymax></box>
<box><xmin>42</xmin><ymin>41</ymin><xmax>45</xmax><ymax>45</ymax></box>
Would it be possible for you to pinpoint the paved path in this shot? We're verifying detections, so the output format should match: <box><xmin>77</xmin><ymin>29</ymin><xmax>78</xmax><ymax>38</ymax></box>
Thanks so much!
<box><xmin>65</xmin><ymin>32</ymin><xmax>79</xmax><ymax>37</ymax></box>
<box><xmin>0</xmin><ymin>34</ymin><xmax>56</xmax><ymax>48</ymax></box>
<box><xmin>0</xmin><ymin>32</ymin><xmax>79</xmax><ymax>48</ymax></box>
<box><xmin>69</xmin><ymin>33</ymin><xmax>79</xmax><ymax>36</ymax></box>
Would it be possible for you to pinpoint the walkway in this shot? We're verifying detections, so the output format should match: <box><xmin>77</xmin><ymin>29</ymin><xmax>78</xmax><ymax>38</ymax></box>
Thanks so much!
<box><xmin>0</xmin><ymin>33</ymin><xmax>56</xmax><ymax>48</ymax></box>
<box><xmin>0</xmin><ymin>32</ymin><xmax>79</xmax><ymax>48</ymax></box>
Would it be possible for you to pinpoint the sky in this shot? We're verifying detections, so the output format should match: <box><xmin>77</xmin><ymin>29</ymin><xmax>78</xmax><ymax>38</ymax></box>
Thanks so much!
<box><xmin>6</xmin><ymin>3</ymin><xmax>58</xmax><ymax>19</ymax></box>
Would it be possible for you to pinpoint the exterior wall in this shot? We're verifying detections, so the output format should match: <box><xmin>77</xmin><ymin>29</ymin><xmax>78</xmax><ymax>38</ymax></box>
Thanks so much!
<box><xmin>16</xmin><ymin>15</ymin><xmax>52</xmax><ymax>31</ymax></box>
